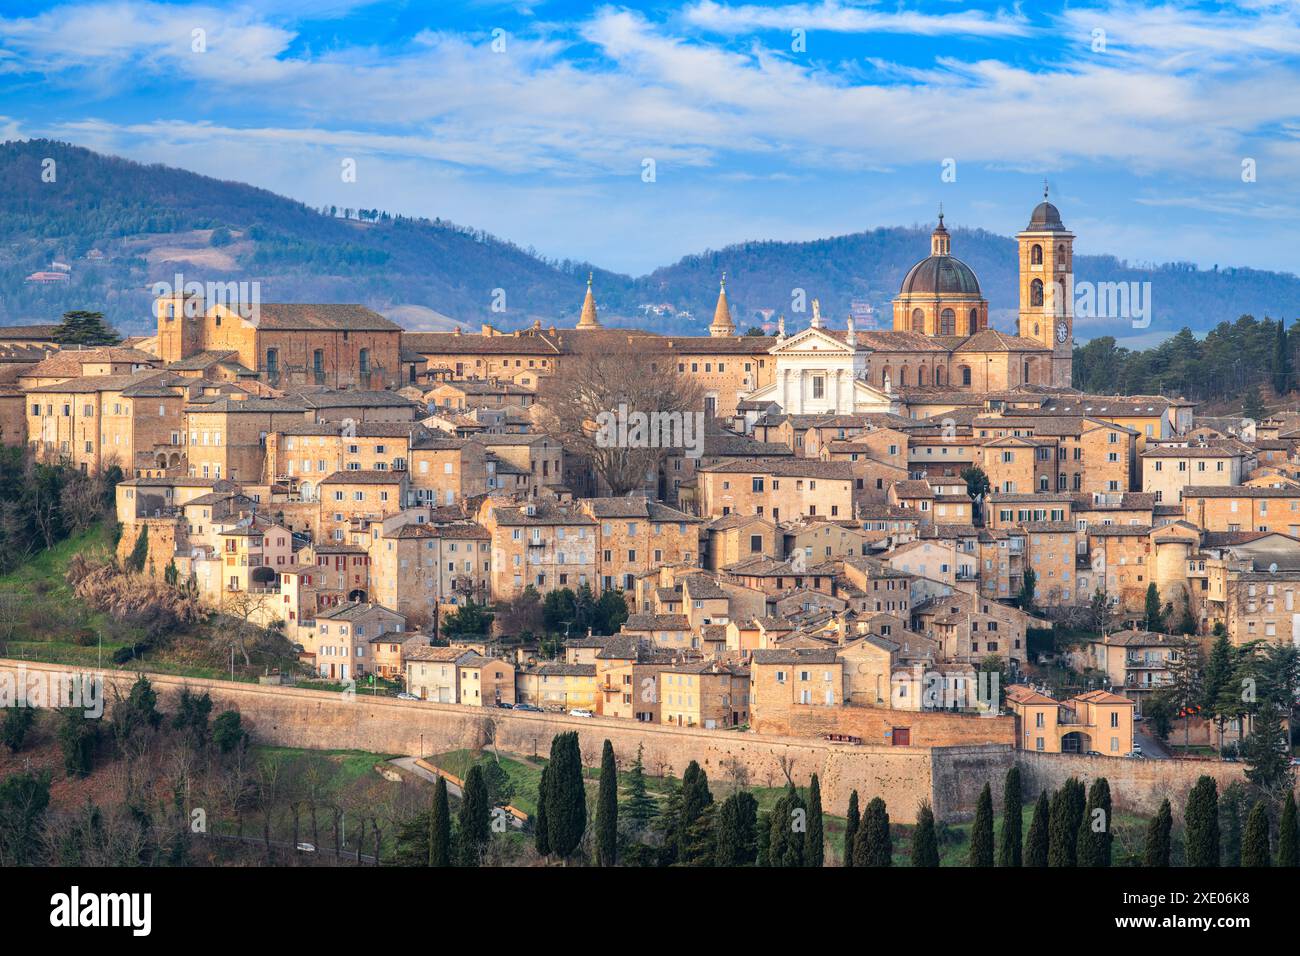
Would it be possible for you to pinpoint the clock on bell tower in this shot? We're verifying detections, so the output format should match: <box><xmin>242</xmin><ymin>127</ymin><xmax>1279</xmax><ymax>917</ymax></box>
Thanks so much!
<box><xmin>1016</xmin><ymin>182</ymin><xmax>1074</xmax><ymax>388</ymax></box>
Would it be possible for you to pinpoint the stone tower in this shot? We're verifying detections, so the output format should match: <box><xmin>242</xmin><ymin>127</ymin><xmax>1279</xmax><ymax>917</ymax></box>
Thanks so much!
<box><xmin>709</xmin><ymin>273</ymin><xmax>736</xmax><ymax>338</ymax></box>
<box><xmin>1016</xmin><ymin>183</ymin><xmax>1074</xmax><ymax>387</ymax></box>
<box><xmin>576</xmin><ymin>272</ymin><xmax>602</xmax><ymax>329</ymax></box>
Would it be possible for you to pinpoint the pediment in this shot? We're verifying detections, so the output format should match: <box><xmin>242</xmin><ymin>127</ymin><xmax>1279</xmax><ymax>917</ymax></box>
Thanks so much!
<box><xmin>769</xmin><ymin>326</ymin><xmax>855</xmax><ymax>355</ymax></box>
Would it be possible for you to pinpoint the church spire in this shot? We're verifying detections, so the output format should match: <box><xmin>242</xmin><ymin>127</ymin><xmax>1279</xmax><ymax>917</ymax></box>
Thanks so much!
<box><xmin>708</xmin><ymin>272</ymin><xmax>736</xmax><ymax>338</ymax></box>
<box><xmin>931</xmin><ymin>204</ymin><xmax>951</xmax><ymax>256</ymax></box>
<box><xmin>576</xmin><ymin>271</ymin><xmax>602</xmax><ymax>329</ymax></box>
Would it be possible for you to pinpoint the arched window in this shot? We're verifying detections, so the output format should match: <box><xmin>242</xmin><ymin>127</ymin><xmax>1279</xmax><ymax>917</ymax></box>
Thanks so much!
<box><xmin>265</xmin><ymin>348</ymin><xmax>279</xmax><ymax>379</ymax></box>
<box><xmin>1030</xmin><ymin>278</ymin><xmax>1044</xmax><ymax>307</ymax></box>
<box><xmin>911</xmin><ymin>308</ymin><xmax>925</xmax><ymax>333</ymax></box>
<box><xmin>1024</xmin><ymin>360</ymin><xmax>1031</xmax><ymax>382</ymax></box>
<box><xmin>939</xmin><ymin>308</ymin><xmax>955</xmax><ymax>336</ymax></box>
<box><xmin>934</xmin><ymin>366</ymin><xmax>945</xmax><ymax>386</ymax></box>
<box><xmin>1031</xmin><ymin>244</ymin><xmax>1043</xmax><ymax>265</ymax></box>
<box><xmin>1057</xmin><ymin>244</ymin><xmax>1068</xmax><ymax>269</ymax></box>
<box><xmin>917</xmin><ymin>366</ymin><xmax>928</xmax><ymax>386</ymax></box>
<box><xmin>969</xmin><ymin>308</ymin><xmax>979</xmax><ymax>332</ymax></box>
<box><xmin>881</xmin><ymin>367</ymin><xmax>893</xmax><ymax>389</ymax></box>
<box><xmin>960</xmin><ymin>365</ymin><xmax>972</xmax><ymax>386</ymax></box>
<box><xmin>359</xmin><ymin>348</ymin><xmax>371</xmax><ymax>374</ymax></box>
<box><xmin>898</xmin><ymin>367</ymin><xmax>909</xmax><ymax>388</ymax></box>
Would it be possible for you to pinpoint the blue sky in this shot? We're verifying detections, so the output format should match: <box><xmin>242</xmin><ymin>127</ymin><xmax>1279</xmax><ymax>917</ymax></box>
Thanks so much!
<box><xmin>0</xmin><ymin>0</ymin><xmax>1297</xmax><ymax>275</ymax></box>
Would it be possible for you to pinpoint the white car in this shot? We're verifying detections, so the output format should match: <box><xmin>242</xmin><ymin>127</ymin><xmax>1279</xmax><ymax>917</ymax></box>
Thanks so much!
<box><xmin>396</xmin><ymin>692</ymin><xmax>419</xmax><ymax>701</ymax></box>
<box><xmin>568</xmin><ymin>709</ymin><xmax>594</xmax><ymax>718</ymax></box>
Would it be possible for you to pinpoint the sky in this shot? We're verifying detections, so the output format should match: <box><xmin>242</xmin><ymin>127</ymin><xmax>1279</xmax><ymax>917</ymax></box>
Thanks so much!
<box><xmin>0</xmin><ymin>0</ymin><xmax>1297</xmax><ymax>276</ymax></box>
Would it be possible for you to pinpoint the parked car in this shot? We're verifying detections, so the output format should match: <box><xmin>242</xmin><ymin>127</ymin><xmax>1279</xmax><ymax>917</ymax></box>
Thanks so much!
<box><xmin>513</xmin><ymin>703</ymin><xmax>543</xmax><ymax>713</ymax></box>
<box><xmin>1131</xmin><ymin>744</ymin><xmax>1143</xmax><ymax>755</ymax></box>
<box><xmin>396</xmin><ymin>692</ymin><xmax>419</xmax><ymax>701</ymax></box>
<box><xmin>568</xmin><ymin>709</ymin><xmax>594</xmax><ymax>718</ymax></box>
<box><xmin>1125</xmin><ymin>751</ymin><xmax>1146</xmax><ymax>759</ymax></box>
<box><xmin>1085</xmin><ymin>750</ymin><xmax>1103</xmax><ymax>756</ymax></box>
<box><xmin>495</xmin><ymin>701</ymin><xmax>514</xmax><ymax>709</ymax></box>
<box><xmin>295</xmin><ymin>843</ymin><xmax>316</xmax><ymax>853</ymax></box>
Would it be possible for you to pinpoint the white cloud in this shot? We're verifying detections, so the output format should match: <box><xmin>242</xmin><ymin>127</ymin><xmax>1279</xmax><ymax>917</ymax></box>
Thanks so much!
<box><xmin>682</xmin><ymin>0</ymin><xmax>1034</xmax><ymax>38</ymax></box>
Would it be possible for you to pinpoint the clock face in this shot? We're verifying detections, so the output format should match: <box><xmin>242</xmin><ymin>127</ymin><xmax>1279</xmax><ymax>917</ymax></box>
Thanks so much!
<box><xmin>1056</xmin><ymin>321</ymin><xmax>1069</xmax><ymax>344</ymax></box>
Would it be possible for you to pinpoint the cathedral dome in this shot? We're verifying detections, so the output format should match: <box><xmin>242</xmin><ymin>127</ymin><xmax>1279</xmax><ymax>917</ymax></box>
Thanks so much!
<box><xmin>899</xmin><ymin>254</ymin><xmax>982</xmax><ymax>296</ymax></box>
<box><xmin>1027</xmin><ymin>200</ymin><xmax>1066</xmax><ymax>231</ymax></box>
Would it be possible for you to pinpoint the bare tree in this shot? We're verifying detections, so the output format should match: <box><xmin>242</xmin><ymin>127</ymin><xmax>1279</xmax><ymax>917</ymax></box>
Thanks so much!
<box><xmin>536</xmin><ymin>340</ymin><xmax>704</xmax><ymax>495</ymax></box>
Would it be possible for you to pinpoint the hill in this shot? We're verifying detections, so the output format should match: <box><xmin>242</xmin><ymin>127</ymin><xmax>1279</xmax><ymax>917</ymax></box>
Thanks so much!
<box><xmin>1</xmin><ymin>139</ymin><xmax>1298</xmax><ymax>340</ymax></box>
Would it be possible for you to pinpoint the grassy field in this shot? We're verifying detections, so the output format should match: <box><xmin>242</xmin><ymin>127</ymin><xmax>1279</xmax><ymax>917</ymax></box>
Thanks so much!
<box><xmin>0</xmin><ymin>520</ymin><xmax>302</xmax><ymax>681</ymax></box>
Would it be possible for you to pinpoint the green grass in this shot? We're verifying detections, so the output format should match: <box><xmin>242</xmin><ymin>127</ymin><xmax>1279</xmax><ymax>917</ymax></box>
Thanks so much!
<box><xmin>427</xmin><ymin>748</ymin><xmax>544</xmax><ymax>816</ymax></box>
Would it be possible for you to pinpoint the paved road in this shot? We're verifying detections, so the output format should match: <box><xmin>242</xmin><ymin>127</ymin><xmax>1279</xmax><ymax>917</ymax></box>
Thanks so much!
<box><xmin>389</xmin><ymin>757</ymin><xmax>525</xmax><ymax>830</ymax></box>
<box><xmin>1134</xmin><ymin>727</ymin><xmax>1170</xmax><ymax>759</ymax></box>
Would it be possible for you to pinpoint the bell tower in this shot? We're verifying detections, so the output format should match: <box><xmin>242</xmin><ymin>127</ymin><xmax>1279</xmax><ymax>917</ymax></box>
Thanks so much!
<box><xmin>1016</xmin><ymin>182</ymin><xmax>1074</xmax><ymax>387</ymax></box>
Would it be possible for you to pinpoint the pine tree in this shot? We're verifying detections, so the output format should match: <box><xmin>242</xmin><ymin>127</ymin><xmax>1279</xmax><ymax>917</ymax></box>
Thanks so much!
<box><xmin>853</xmin><ymin>796</ymin><xmax>891</xmax><ymax>867</ymax></box>
<box><xmin>1077</xmin><ymin>778</ymin><xmax>1112</xmax><ymax>867</ymax></box>
<box><xmin>1242</xmin><ymin>706</ymin><xmax>1293</xmax><ymax>794</ymax></box>
<box><xmin>969</xmin><ymin>782</ymin><xmax>994</xmax><ymax>867</ymax></box>
<box><xmin>843</xmin><ymin>790</ymin><xmax>860</xmax><ymax>867</ymax></box>
<box><xmin>1184</xmin><ymin>775</ymin><xmax>1221</xmax><ymax>867</ymax></box>
<box><xmin>1241</xmin><ymin>800</ymin><xmax>1272</xmax><ymax>867</ymax></box>
<box><xmin>429</xmin><ymin>776</ymin><xmax>451</xmax><ymax>867</ymax></box>
<box><xmin>1274</xmin><ymin>317</ymin><xmax>1293</xmax><ymax>397</ymax></box>
<box><xmin>1143</xmin><ymin>798</ymin><xmax>1172</xmax><ymax>867</ymax></box>
<box><xmin>533</xmin><ymin>765</ymin><xmax>551</xmax><ymax>858</ymax></box>
<box><xmin>1243</xmin><ymin>383</ymin><xmax>1266</xmax><ymax>421</ymax></box>
<box><xmin>675</xmin><ymin>761</ymin><xmax>714</xmax><ymax>863</ymax></box>
<box><xmin>805</xmin><ymin>774</ymin><xmax>824</xmax><ymax>867</ymax></box>
<box><xmin>594</xmin><ymin>740</ymin><xmax>617</xmax><ymax>867</ymax></box>
<box><xmin>621</xmin><ymin>743</ymin><xmax>656</xmax><ymax>828</ymax></box>
<box><xmin>458</xmin><ymin>764</ymin><xmax>491</xmax><ymax>866</ymax></box>
<box><xmin>544</xmin><ymin>732</ymin><xmax>586</xmax><ymax>859</ymax></box>
<box><xmin>1024</xmin><ymin>791</ymin><xmax>1049</xmax><ymax>867</ymax></box>
<box><xmin>911</xmin><ymin>801</ymin><xmax>939</xmax><ymax>867</ymax></box>
<box><xmin>128</xmin><ymin>523</ymin><xmax>149</xmax><ymax>573</ymax></box>
<box><xmin>998</xmin><ymin>766</ymin><xmax>1022</xmax><ymax>867</ymax></box>
<box><xmin>54</xmin><ymin>310</ymin><xmax>121</xmax><ymax>346</ymax></box>
<box><xmin>1278</xmin><ymin>791</ymin><xmax>1299</xmax><ymax>867</ymax></box>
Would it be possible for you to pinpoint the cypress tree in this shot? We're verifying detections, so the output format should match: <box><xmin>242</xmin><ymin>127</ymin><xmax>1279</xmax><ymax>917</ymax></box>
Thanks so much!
<box><xmin>128</xmin><ymin>523</ymin><xmax>149</xmax><ymax>573</ymax></box>
<box><xmin>1077</xmin><ymin>778</ymin><xmax>1112</xmax><ymax>867</ymax></box>
<box><xmin>1241</xmin><ymin>800</ymin><xmax>1271</xmax><ymax>868</ymax></box>
<box><xmin>533</xmin><ymin>764</ymin><xmax>550</xmax><ymax>858</ymax></box>
<box><xmin>429</xmin><ymin>776</ymin><xmax>451</xmax><ymax>867</ymax></box>
<box><xmin>998</xmin><ymin>766</ymin><xmax>1023</xmax><ymax>867</ymax></box>
<box><xmin>1184</xmin><ymin>775</ymin><xmax>1221</xmax><ymax>868</ymax></box>
<box><xmin>1024</xmin><ymin>791</ymin><xmax>1049</xmax><ymax>867</ymax></box>
<box><xmin>969</xmin><ymin>783</ymin><xmax>994</xmax><ymax>866</ymax></box>
<box><xmin>843</xmin><ymin>790</ymin><xmax>860</xmax><ymax>868</ymax></box>
<box><xmin>805</xmin><ymin>774</ymin><xmax>824</xmax><ymax>867</ymax></box>
<box><xmin>676</xmin><ymin>761</ymin><xmax>714</xmax><ymax>863</ymax></box>
<box><xmin>1278</xmin><ymin>791</ymin><xmax>1298</xmax><ymax>867</ymax></box>
<box><xmin>911</xmin><ymin>801</ymin><xmax>939</xmax><ymax>867</ymax></box>
<box><xmin>853</xmin><ymin>796</ymin><xmax>891</xmax><ymax>866</ymax></box>
<box><xmin>768</xmin><ymin>784</ymin><xmax>805</xmax><ymax>867</ymax></box>
<box><xmin>458</xmin><ymin>764</ymin><xmax>491</xmax><ymax>866</ymax></box>
<box><xmin>621</xmin><ymin>743</ymin><xmax>656</xmax><ymax>828</ymax></box>
<box><xmin>594</xmin><ymin>740</ymin><xmax>617</xmax><ymax>867</ymax></box>
<box><xmin>1219</xmin><ymin>782</ymin><xmax>1244</xmax><ymax>867</ymax></box>
<box><xmin>714</xmin><ymin>791</ymin><xmax>758</xmax><ymax>866</ymax></box>
<box><xmin>756</xmin><ymin>810</ymin><xmax>771</xmax><ymax>866</ymax></box>
<box><xmin>1143</xmin><ymin>798</ymin><xmax>1172</xmax><ymax>867</ymax></box>
<box><xmin>544</xmin><ymin>732</ymin><xmax>587</xmax><ymax>859</ymax></box>
<box><xmin>1048</xmin><ymin>786</ymin><xmax>1074</xmax><ymax>867</ymax></box>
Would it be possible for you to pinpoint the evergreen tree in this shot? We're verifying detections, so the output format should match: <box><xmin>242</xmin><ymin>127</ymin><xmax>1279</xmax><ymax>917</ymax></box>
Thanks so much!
<box><xmin>1024</xmin><ymin>791</ymin><xmax>1049</xmax><ymax>867</ymax></box>
<box><xmin>457</xmin><ymin>764</ymin><xmax>491</xmax><ymax>866</ymax></box>
<box><xmin>1243</xmin><ymin>383</ymin><xmax>1266</xmax><ymax>420</ymax></box>
<box><xmin>1275</xmin><ymin>317</ymin><xmax>1294</xmax><ymax>396</ymax></box>
<box><xmin>1048</xmin><ymin>781</ymin><xmax>1082</xmax><ymax>867</ymax></box>
<box><xmin>1242</xmin><ymin>706</ymin><xmax>1294</xmax><ymax>795</ymax></box>
<box><xmin>655</xmin><ymin>781</ymin><xmax>684</xmax><ymax>866</ymax></box>
<box><xmin>1279</xmin><ymin>790</ymin><xmax>1299</xmax><ymax>867</ymax></box>
<box><xmin>543</xmin><ymin>732</ymin><xmax>586</xmax><ymax>858</ymax></box>
<box><xmin>621</xmin><ymin>743</ymin><xmax>657</xmax><ymax>828</ymax></box>
<box><xmin>1143</xmin><ymin>582</ymin><xmax>1165</xmax><ymax>631</ymax></box>
<box><xmin>533</xmin><ymin>765</ymin><xmax>550</xmax><ymax>858</ymax></box>
<box><xmin>674</xmin><ymin>761</ymin><xmax>714</xmax><ymax>864</ymax></box>
<box><xmin>1</xmin><ymin>708</ymin><xmax>35</xmax><ymax>753</ymax></box>
<box><xmin>911</xmin><ymin>801</ymin><xmax>940</xmax><ymax>867</ymax></box>
<box><xmin>53</xmin><ymin>310</ymin><xmax>121</xmax><ymax>346</ymax></box>
<box><xmin>843</xmin><ymin>790</ymin><xmax>860</xmax><ymax>868</ymax></box>
<box><xmin>714</xmin><ymin>791</ymin><xmax>758</xmax><ymax>866</ymax></box>
<box><xmin>755</xmin><ymin>810</ymin><xmax>771</xmax><ymax>866</ymax></box>
<box><xmin>1241</xmin><ymin>800</ymin><xmax>1272</xmax><ymax>867</ymax></box>
<box><xmin>1219</xmin><ymin>781</ymin><xmax>1245</xmax><ymax>866</ymax></box>
<box><xmin>768</xmin><ymin>784</ymin><xmax>806</xmax><ymax>867</ymax></box>
<box><xmin>429</xmin><ymin>776</ymin><xmax>451</xmax><ymax>867</ymax></box>
<box><xmin>1143</xmin><ymin>798</ymin><xmax>1172</xmax><ymax>867</ymax></box>
<box><xmin>969</xmin><ymin>782</ymin><xmax>994</xmax><ymax>867</ymax></box>
<box><xmin>1184</xmin><ymin>775</ymin><xmax>1221</xmax><ymax>867</ymax></box>
<box><xmin>853</xmin><ymin>796</ymin><xmax>891</xmax><ymax>867</ymax></box>
<box><xmin>594</xmin><ymin>740</ymin><xmax>618</xmax><ymax>867</ymax></box>
<box><xmin>998</xmin><ymin>766</ymin><xmax>1023</xmax><ymax>867</ymax></box>
<box><xmin>1077</xmin><ymin>778</ymin><xmax>1112</xmax><ymax>867</ymax></box>
<box><xmin>805</xmin><ymin>774</ymin><xmax>824</xmax><ymax>867</ymax></box>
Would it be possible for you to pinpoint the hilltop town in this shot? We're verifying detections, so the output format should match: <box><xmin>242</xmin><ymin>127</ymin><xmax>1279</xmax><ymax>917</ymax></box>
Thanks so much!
<box><xmin>0</xmin><ymin>194</ymin><xmax>1293</xmax><ymax>753</ymax></box>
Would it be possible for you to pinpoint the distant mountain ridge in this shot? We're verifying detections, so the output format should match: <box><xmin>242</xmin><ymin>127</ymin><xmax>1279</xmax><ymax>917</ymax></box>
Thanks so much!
<box><xmin>2</xmin><ymin>139</ymin><xmax>1298</xmax><ymax>342</ymax></box>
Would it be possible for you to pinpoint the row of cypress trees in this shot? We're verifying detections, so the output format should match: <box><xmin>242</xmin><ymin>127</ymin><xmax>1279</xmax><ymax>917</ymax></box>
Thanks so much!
<box><xmin>1182</xmin><ymin>775</ymin><xmax>1299</xmax><ymax>867</ymax></box>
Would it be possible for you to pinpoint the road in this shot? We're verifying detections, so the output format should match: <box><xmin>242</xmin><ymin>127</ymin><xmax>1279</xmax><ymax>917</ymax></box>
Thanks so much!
<box><xmin>1134</xmin><ymin>726</ymin><xmax>1170</xmax><ymax>759</ymax></box>
<box><xmin>388</xmin><ymin>757</ymin><xmax>525</xmax><ymax>830</ymax></box>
